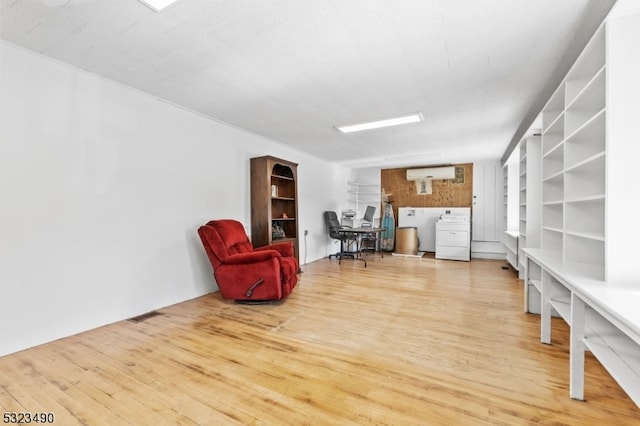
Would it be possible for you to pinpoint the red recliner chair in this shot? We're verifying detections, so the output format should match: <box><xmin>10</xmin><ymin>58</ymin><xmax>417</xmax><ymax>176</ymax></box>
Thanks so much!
<box><xmin>198</xmin><ymin>219</ymin><xmax>299</xmax><ymax>303</ymax></box>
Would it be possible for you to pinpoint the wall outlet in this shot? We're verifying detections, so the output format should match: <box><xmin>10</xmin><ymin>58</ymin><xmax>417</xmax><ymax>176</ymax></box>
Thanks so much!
<box><xmin>304</xmin><ymin>229</ymin><xmax>308</xmax><ymax>236</ymax></box>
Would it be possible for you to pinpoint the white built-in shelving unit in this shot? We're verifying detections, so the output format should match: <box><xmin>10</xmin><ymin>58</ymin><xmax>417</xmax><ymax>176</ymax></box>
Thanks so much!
<box><xmin>538</xmin><ymin>25</ymin><xmax>607</xmax><ymax>271</ymax></box>
<box><xmin>502</xmin><ymin>163</ymin><xmax>508</xmax><ymax>233</ymax></box>
<box><xmin>347</xmin><ymin>181</ymin><xmax>381</xmax><ymax>225</ymax></box>
<box><xmin>502</xmin><ymin>154</ymin><xmax>520</xmax><ymax>271</ymax></box>
<box><xmin>522</xmin><ymin>5</ymin><xmax>640</xmax><ymax>406</ymax></box>
<box><xmin>518</xmin><ymin>135</ymin><xmax>541</xmax><ymax>283</ymax></box>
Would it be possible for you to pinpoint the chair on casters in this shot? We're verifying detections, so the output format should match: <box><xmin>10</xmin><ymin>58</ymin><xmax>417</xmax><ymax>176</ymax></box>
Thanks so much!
<box><xmin>323</xmin><ymin>211</ymin><xmax>357</xmax><ymax>264</ymax></box>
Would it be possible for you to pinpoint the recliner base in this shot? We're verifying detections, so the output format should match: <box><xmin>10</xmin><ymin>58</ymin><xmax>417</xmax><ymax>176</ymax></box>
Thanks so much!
<box><xmin>234</xmin><ymin>299</ymin><xmax>280</xmax><ymax>305</ymax></box>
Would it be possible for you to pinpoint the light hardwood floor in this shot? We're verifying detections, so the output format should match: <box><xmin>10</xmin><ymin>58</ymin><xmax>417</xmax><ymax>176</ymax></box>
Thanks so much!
<box><xmin>1</xmin><ymin>255</ymin><xmax>638</xmax><ymax>425</ymax></box>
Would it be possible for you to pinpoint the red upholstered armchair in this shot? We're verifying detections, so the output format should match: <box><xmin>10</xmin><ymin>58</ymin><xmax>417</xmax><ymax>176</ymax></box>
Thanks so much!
<box><xmin>198</xmin><ymin>219</ymin><xmax>299</xmax><ymax>303</ymax></box>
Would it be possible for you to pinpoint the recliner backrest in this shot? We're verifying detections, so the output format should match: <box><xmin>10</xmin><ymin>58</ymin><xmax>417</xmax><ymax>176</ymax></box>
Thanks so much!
<box><xmin>198</xmin><ymin>220</ymin><xmax>254</xmax><ymax>268</ymax></box>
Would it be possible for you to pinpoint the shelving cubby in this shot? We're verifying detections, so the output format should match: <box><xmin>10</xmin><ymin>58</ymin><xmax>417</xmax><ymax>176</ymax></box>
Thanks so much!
<box><xmin>564</xmin><ymin>153</ymin><xmax>605</xmax><ymax>201</ymax></box>
<box><xmin>518</xmin><ymin>211</ymin><xmax>526</xmax><ymax>236</ymax></box>
<box><xmin>541</xmin><ymin>227</ymin><xmax>563</xmax><ymax>253</ymax></box>
<box><xmin>564</xmin><ymin>199</ymin><xmax>605</xmax><ymax>240</ymax></box>
<box><xmin>565</xmin><ymin>234</ymin><xmax>604</xmax><ymax>270</ymax></box>
<box><xmin>541</xmin><ymin>115</ymin><xmax>565</xmax><ymax>156</ymax></box>
<box><xmin>542</xmin><ymin>202</ymin><xmax>563</xmax><ymax>231</ymax></box>
<box><xmin>564</xmin><ymin>27</ymin><xmax>605</xmax><ymax>106</ymax></box>
<box><xmin>542</xmin><ymin>143</ymin><xmax>564</xmax><ymax>180</ymax></box>
<box><xmin>541</xmin><ymin>173</ymin><xmax>564</xmax><ymax>204</ymax></box>
<box><xmin>549</xmin><ymin>277</ymin><xmax>572</xmax><ymax>322</ymax></box>
<box><xmin>565</xmin><ymin>69</ymin><xmax>606</xmax><ymax>137</ymax></box>
<box><xmin>564</xmin><ymin>110</ymin><xmax>605</xmax><ymax>169</ymax></box>
<box><xmin>541</xmin><ymin>85</ymin><xmax>565</xmax><ymax>130</ymax></box>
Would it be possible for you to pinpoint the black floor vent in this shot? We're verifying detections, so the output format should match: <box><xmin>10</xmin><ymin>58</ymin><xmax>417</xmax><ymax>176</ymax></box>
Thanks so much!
<box><xmin>127</xmin><ymin>311</ymin><xmax>164</xmax><ymax>323</ymax></box>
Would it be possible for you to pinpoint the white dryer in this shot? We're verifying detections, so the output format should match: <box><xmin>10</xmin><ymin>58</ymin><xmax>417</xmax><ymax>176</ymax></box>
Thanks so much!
<box><xmin>435</xmin><ymin>214</ymin><xmax>471</xmax><ymax>261</ymax></box>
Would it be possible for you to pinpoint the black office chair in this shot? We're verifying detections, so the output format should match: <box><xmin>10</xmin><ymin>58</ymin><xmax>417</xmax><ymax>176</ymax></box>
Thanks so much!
<box><xmin>323</xmin><ymin>211</ymin><xmax>357</xmax><ymax>263</ymax></box>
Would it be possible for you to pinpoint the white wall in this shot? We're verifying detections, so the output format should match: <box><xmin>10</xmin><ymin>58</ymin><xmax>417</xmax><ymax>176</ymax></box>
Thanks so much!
<box><xmin>298</xmin><ymin>159</ymin><xmax>352</xmax><ymax>265</ymax></box>
<box><xmin>0</xmin><ymin>43</ymin><xmax>348</xmax><ymax>356</ymax></box>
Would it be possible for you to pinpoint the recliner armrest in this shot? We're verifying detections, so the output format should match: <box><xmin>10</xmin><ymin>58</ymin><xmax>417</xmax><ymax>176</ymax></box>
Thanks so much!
<box><xmin>256</xmin><ymin>242</ymin><xmax>294</xmax><ymax>257</ymax></box>
<box><xmin>224</xmin><ymin>250</ymin><xmax>280</xmax><ymax>265</ymax></box>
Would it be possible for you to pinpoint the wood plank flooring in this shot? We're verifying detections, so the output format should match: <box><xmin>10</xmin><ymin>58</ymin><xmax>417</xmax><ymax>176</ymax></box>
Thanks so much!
<box><xmin>1</xmin><ymin>255</ymin><xmax>638</xmax><ymax>425</ymax></box>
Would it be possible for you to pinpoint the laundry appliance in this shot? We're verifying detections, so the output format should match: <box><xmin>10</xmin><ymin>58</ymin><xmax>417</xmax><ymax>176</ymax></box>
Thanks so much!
<box><xmin>435</xmin><ymin>213</ymin><xmax>471</xmax><ymax>261</ymax></box>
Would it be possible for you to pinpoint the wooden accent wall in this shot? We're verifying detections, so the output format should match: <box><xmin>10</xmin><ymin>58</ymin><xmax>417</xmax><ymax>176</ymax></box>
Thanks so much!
<box><xmin>381</xmin><ymin>163</ymin><xmax>473</xmax><ymax>223</ymax></box>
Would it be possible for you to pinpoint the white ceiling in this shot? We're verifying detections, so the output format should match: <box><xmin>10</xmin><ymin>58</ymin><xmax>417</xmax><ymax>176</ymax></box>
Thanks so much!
<box><xmin>1</xmin><ymin>0</ymin><xmax>617</xmax><ymax>168</ymax></box>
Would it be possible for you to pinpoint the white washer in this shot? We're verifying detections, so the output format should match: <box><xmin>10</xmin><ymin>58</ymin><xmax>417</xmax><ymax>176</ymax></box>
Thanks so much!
<box><xmin>435</xmin><ymin>215</ymin><xmax>471</xmax><ymax>261</ymax></box>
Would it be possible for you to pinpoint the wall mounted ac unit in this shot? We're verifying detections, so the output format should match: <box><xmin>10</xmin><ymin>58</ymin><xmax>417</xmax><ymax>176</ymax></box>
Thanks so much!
<box><xmin>406</xmin><ymin>166</ymin><xmax>455</xmax><ymax>181</ymax></box>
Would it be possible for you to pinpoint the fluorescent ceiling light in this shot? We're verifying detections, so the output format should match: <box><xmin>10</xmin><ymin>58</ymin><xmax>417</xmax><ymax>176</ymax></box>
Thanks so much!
<box><xmin>139</xmin><ymin>0</ymin><xmax>181</xmax><ymax>12</ymax></box>
<box><xmin>336</xmin><ymin>113</ymin><xmax>423</xmax><ymax>133</ymax></box>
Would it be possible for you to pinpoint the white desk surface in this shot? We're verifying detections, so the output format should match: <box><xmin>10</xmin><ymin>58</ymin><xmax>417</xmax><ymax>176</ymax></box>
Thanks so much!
<box><xmin>523</xmin><ymin>248</ymin><xmax>640</xmax><ymax>345</ymax></box>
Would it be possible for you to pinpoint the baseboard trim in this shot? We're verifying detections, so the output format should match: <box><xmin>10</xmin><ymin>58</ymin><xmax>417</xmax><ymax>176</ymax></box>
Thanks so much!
<box><xmin>471</xmin><ymin>252</ymin><xmax>506</xmax><ymax>260</ymax></box>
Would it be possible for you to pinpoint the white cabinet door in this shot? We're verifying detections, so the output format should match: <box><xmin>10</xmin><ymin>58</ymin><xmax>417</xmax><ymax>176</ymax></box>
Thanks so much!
<box><xmin>472</xmin><ymin>161</ymin><xmax>503</xmax><ymax>242</ymax></box>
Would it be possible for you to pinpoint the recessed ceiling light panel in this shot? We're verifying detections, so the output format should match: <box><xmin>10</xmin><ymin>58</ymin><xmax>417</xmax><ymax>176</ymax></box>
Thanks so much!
<box><xmin>336</xmin><ymin>113</ymin><xmax>423</xmax><ymax>133</ymax></box>
<box><xmin>138</xmin><ymin>0</ymin><xmax>181</xmax><ymax>12</ymax></box>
